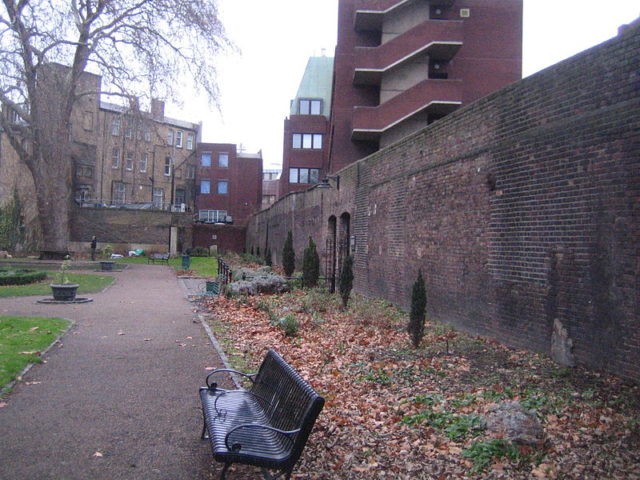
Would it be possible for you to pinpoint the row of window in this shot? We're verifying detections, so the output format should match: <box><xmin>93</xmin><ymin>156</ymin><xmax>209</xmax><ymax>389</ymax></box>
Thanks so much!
<box><xmin>200</xmin><ymin>180</ymin><xmax>228</xmax><ymax>195</ymax></box>
<box><xmin>109</xmin><ymin>184</ymin><xmax>187</xmax><ymax>208</ymax></box>
<box><xmin>289</xmin><ymin>167</ymin><xmax>320</xmax><ymax>184</ymax></box>
<box><xmin>201</xmin><ymin>152</ymin><xmax>228</xmax><ymax>168</ymax></box>
<box><xmin>198</xmin><ymin>210</ymin><xmax>228</xmax><ymax>223</ymax></box>
<box><xmin>292</xmin><ymin>133</ymin><xmax>323</xmax><ymax>150</ymax></box>
<box><xmin>111</xmin><ymin>117</ymin><xmax>195</xmax><ymax>149</ymax></box>
<box><xmin>109</xmin><ymin>149</ymin><xmax>196</xmax><ymax>178</ymax></box>
<box><xmin>298</xmin><ymin>99</ymin><xmax>322</xmax><ymax>115</ymax></box>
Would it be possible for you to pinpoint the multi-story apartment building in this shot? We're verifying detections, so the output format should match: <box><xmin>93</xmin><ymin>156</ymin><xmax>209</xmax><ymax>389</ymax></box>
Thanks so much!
<box><xmin>280</xmin><ymin>56</ymin><xmax>334</xmax><ymax>197</ymax></box>
<box><xmin>194</xmin><ymin>143</ymin><xmax>263</xmax><ymax>227</ymax></box>
<box><xmin>95</xmin><ymin>98</ymin><xmax>200</xmax><ymax>211</ymax></box>
<box><xmin>327</xmin><ymin>0</ymin><xmax>523</xmax><ymax>172</ymax></box>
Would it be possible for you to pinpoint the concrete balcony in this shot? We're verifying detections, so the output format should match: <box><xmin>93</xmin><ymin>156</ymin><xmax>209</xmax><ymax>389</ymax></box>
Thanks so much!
<box><xmin>353</xmin><ymin>20</ymin><xmax>463</xmax><ymax>85</ymax></box>
<box><xmin>351</xmin><ymin>78</ymin><xmax>462</xmax><ymax>140</ymax></box>
<box><xmin>354</xmin><ymin>0</ymin><xmax>455</xmax><ymax>31</ymax></box>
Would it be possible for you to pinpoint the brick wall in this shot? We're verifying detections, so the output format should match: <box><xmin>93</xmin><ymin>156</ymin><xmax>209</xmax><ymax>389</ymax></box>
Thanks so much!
<box><xmin>193</xmin><ymin>224</ymin><xmax>246</xmax><ymax>254</ymax></box>
<box><xmin>247</xmin><ymin>25</ymin><xmax>640</xmax><ymax>381</ymax></box>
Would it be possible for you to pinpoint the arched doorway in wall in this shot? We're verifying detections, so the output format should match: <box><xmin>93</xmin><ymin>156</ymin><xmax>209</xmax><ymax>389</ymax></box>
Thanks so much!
<box><xmin>326</xmin><ymin>216</ymin><xmax>337</xmax><ymax>292</ymax></box>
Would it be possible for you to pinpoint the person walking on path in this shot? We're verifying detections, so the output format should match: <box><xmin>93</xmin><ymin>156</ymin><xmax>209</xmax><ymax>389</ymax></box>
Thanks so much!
<box><xmin>90</xmin><ymin>235</ymin><xmax>97</xmax><ymax>260</ymax></box>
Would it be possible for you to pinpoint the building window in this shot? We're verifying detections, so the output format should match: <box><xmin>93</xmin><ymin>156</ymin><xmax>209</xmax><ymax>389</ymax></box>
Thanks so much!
<box><xmin>200</xmin><ymin>180</ymin><xmax>211</xmax><ymax>194</ymax></box>
<box><xmin>75</xmin><ymin>185</ymin><xmax>92</xmax><ymax>204</ymax></box>
<box><xmin>201</xmin><ymin>153</ymin><xmax>212</xmax><ymax>167</ymax></box>
<box><xmin>299</xmin><ymin>99</ymin><xmax>322</xmax><ymax>115</ymax></box>
<box><xmin>125</xmin><ymin>151</ymin><xmax>134</xmax><ymax>171</ymax></box>
<box><xmin>139</xmin><ymin>153</ymin><xmax>148</xmax><ymax>172</ymax></box>
<box><xmin>113</xmin><ymin>182</ymin><xmax>126</xmax><ymax>205</ymax></box>
<box><xmin>175</xmin><ymin>189</ymin><xmax>186</xmax><ymax>206</ymax></box>
<box><xmin>186</xmin><ymin>133</ymin><xmax>194</xmax><ymax>150</ymax></box>
<box><xmin>76</xmin><ymin>165</ymin><xmax>93</xmax><ymax>178</ymax></box>
<box><xmin>175</xmin><ymin>131</ymin><xmax>183</xmax><ymax>148</ymax></box>
<box><xmin>111</xmin><ymin>148</ymin><xmax>120</xmax><ymax>169</ymax></box>
<box><xmin>143</xmin><ymin>126</ymin><xmax>151</xmax><ymax>142</ymax></box>
<box><xmin>218</xmin><ymin>152</ymin><xmax>229</xmax><ymax>168</ymax></box>
<box><xmin>289</xmin><ymin>167</ymin><xmax>320</xmax><ymax>184</ymax></box>
<box><xmin>186</xmin><ymin>165</ymin><xmax>196</xmax><ymax>179</ymax></box>
<box><xmin>111</xmin><ymin>117</ymin><xmax>121</xmax><ymax>136</ymax></box>
<box><xmin>217</xmin><ymin>180</ymin><xmax>228</xmax><ymax>195</ymax></box>
<box><xmin>429</xmin><ymin>58</ymin><xmax>449</xmax><ymax>79</ymax></box>
<box><xmin>198</xmin><ymin>209</ymin><xmax>227</xmax><ymax>223</ymax></box>
<box><xmin>125</xmin><ymin>122</ymin><xmax>133</xmax><ymax>139</ymax></box>
<box><xmin>164</xmin><ymin>157</ymin><xmax>172</xmax><ymax>176</ymax></box>
<box><xmin>292</xmin><ymin>133</ymin><xmax>323</xmax><ymax>149</ymax></box>
<box><xmin>153</xmin><ymin>188</ymin><xmax>164</xmax><ymax>209</ymax></box>
<box><xmin>167</xmin><ymin>129</ymin><xmax>174</xmax><ymax>146</ymax></box>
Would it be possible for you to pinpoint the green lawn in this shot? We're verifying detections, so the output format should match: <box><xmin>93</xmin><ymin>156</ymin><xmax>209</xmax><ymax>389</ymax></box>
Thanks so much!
<box><xmin>0</xmin><ymin>316</ymin><xmax>71</xmax><ymax>388</ymax></box>
<box><xmin>116</xmin><ymin>256</ymin><xmax>218</xmax><ymax>277</ymax></box>
<box><xmin>0</xmin><ymin>273</ymin><xmax>114</xmax><ymax>297</ymax></box>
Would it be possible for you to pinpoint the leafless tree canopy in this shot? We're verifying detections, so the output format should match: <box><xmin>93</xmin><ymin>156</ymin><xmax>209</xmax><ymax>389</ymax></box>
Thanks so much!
<box><xmin>0</xmin><ymin>0</ymin><xmax>231</xmax><ymax>253</ymax></box>
<box><xmin>0</xmin><ymin>0</ymin><xmax>231</xmax><ymax>135</ymax></box>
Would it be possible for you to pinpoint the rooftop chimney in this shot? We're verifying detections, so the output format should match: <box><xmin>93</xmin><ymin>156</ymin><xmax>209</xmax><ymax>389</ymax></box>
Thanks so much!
<box><xmin>150</xmin><ymin>98</ymin><xmax>165</xmax><ymax>121</ymax></box>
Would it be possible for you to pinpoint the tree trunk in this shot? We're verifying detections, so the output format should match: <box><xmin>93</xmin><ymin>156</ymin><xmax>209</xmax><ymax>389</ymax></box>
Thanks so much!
<box><xmin>30</xmin><ymin>143</ymin><xmax>74</xmax><ymax>258</ymax></box>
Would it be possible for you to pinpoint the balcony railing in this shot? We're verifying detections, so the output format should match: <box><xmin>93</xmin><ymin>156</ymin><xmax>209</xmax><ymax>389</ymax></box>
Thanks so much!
<box><xmin>353</xmin><ymin>20</ymin><xmax>463</xmax><ymax>85</ymax></box>
<box><xmin>351</xmin><ymin>78</ymin><xmax>462</xmax><ymax>140</ymax></box>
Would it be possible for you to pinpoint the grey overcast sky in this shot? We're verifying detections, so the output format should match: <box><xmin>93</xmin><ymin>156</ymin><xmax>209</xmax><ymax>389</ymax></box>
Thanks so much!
<box><xmin>166</xmin><ymin>0</ymin><xmax>639</xmax><ymax>170</ymax></box>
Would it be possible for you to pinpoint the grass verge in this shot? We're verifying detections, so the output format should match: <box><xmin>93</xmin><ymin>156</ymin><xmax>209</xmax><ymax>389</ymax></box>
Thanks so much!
<box><xmin>0</xmin><ymin>273</ymin><xmax>114</xmax><ymax>297</ymax></box>
<box><xmin>0</xmin><ymin>316</ymin><xmax>71</xmax><ymax>388</ymax></box>
<box><xmin>115</xmin><ymin>256</ymin><xmax>218</xmax><ymax>277</ymax></box>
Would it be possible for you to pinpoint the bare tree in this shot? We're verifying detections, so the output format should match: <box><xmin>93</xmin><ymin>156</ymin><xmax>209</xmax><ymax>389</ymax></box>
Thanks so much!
<box><xmin>0</xmin><ymin>0</ymin><xmax>231</xmax><ymax>256</ymax></box>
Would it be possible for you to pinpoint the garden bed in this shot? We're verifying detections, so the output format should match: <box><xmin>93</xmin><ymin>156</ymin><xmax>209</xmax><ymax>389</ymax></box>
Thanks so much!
<box><xmin>201</xmin><ymin>289</ymin><xmax>640</xmax><ymax>479</ymax></box>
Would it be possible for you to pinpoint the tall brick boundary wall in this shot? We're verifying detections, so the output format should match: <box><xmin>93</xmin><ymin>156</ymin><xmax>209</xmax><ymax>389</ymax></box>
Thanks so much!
<box><xmin>247</xmin><ymin>25</ymin><xmax>640</xmax><ymax>381</ymax></box>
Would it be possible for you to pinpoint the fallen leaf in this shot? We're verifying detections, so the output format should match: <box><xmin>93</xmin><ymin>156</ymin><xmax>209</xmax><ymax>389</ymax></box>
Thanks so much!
<box><xmin>93</xmin><ymin>452</ymin><xmax>103</xmax><ymax>458</ymax></box>
<box><xmin>117</xmin><ymin>331</ymin><xmax>125</xmax><ymax>336</ymax></box>
<box><xmin>0</xmin><ymin>402</ymin><xmax>7</xmax><ymax>408</ymax></box>
<box><xmin>29</xmin><ymin>327</ymin><xmax>39</xmax><ymax>331</ymax></box>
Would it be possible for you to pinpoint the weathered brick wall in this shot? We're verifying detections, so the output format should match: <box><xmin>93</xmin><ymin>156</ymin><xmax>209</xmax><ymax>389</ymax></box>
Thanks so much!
<box><xmin>193</xmin><ymin>224</ymin><xmax>246</xmax><ymax>254</ymax></box>
<box><xmin>71</xmin><ymin>207</ymin><xmax>193</xmax><ymax>253</ymax></box>
<box><xmin>247</xmin><ymin>25</ymin><xmax>640</xmax><ymax>381</ymax></box>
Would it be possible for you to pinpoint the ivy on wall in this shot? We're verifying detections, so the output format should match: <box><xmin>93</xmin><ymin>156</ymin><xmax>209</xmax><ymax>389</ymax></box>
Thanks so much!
<box><xmin>0</xmin><ymin>190</ymin><xmax>26</xmax><ymax>252</ymax></box>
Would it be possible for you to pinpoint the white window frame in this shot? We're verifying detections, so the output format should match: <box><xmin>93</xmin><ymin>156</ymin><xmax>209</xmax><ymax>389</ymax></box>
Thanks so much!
<box><xmin>198</xmin><ymin>209</ymin><xmax>227</xmax><ymax>223</ymax></box>
<box><xmin>218</xmin><ymin>152</ymin><xmax>229</xmax><ymax>168</ymax></box>
<box><xmin>292</xmin><ymin>133</ymin><xmax>323</xmax><ymax>150</ymax></box>
<box><xmin>175</xmin><ymin>130</ymin><xmax>183</xmax><ymax>148</ymax></box>
<box><xmin>113</xmin><ymin>182</ymin><xmax>126</xmax><ymax>205</ymax></box>
<box><xmin>164</xmin><ymin>157</ymin><xmax>172</xmax><ymax>176</ymax></box>
<box><xmin>139</xmin><ymin>153</ymin><xmax>148</xmax><ymax>173</ymax></box>
<box><xmin>201</xmin><ymin>153</ymin><xmax>212</xmax><ymax>167</ymax></box>
<box><xmin>167</xmin><ymin>129</ymin><xmax>174</xmax><ymax>146</ymax></box>
<box><xmin>111</xmin><ymin>148</ymin><xmax>120</xmax><ymax>169</ymax></box>
<box><xmin>200</xmin><ymin>180</ymin><xmax>211</xmax><ymax>194</ymax></box>
<box><xmin>125</xmin><ymin>151</ymin><xmax>134</xmax><ymax>171</ymax></box>
<box><xmin>143</xmin><ymin>126</ymin><xmax>151</xmax><ymax>142</ymax></box>
<box><xmin>289</xmin><ymin>167</ymin><xmax>321</xmax><ymax>184</ymax></box>
<box><xmin>217</xmin><ymin>180</ymin><xmax>228</xmax><ymax>195</ymax></box>
<box><xmin>152</xmin><ymin>188</ymin><xmax>164</xmax><ymax>209</ymax></box>
<box><xmin>187</xmin><ymin>165</ymin><xmax>196</xmax><ymax>179</ymax></box>
<box><xmin>186</xmin><ymin>133</ymin><xmax>194</xmax><ymax>150</ymax></box>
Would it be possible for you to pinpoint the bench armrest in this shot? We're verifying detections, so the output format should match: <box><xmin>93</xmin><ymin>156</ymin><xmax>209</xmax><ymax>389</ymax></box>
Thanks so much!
<box><xmin>211</xmin><ymin>389</ymin><xmax>271</xmax><ymax>417</ymax></box>
<box><xmin>225</xmin><ymin>424</ymin><xmax>301</xmax><ymax>452</ymax></box>
<box><xmin>205</xmin><ymin>368</ymin><xmax>257</xmax><ymax>390</ymax></box>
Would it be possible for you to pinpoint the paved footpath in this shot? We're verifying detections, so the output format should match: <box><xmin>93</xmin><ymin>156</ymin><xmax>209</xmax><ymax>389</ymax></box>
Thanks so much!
<box><xmin>0</xmin><ymin>264</ymin><xmax>230</xmax><ymax>480</ymax></box>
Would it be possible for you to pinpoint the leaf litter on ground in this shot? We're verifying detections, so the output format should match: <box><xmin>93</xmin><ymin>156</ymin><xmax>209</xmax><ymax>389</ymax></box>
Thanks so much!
<box><xmin>200</xmin><ymin>288</ymin><xmax>640</xmax><ymax>480</ymax></box>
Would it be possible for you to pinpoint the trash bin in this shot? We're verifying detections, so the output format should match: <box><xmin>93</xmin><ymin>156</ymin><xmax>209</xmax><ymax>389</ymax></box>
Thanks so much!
<box><xmin>181</xmin><ymin>255</ymin><xmax>191</xmax><ymax>269</ymax></box>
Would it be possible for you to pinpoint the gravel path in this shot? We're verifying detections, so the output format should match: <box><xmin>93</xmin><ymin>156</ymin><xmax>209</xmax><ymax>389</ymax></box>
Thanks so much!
<box><xmin>0</xmin><ymin>264</ymin><xmax>229</xmax><ymax>480</ymax></box>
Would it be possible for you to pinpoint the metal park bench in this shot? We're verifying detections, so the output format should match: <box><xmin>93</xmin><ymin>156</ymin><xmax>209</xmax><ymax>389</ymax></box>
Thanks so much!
<box><xmin>199</xmin><ymin>350</ymin><xmax>325</xmax><ymax>480</ymax></box>
<box><xmin>147</xmin><ymin>253</ymin><xmax>170</xmax><ymax>264</ymax></box>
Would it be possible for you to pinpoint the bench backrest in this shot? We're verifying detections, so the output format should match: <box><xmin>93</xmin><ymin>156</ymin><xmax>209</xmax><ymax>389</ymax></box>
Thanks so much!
<box><xmin>250</xmin><ymin>350</ymin><xmax>324</xmax><ymax>467</ymax></box>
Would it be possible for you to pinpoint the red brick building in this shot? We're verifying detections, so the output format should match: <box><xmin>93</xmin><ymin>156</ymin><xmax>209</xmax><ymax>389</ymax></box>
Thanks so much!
<box><xmin>279</xmin><ymin>56</ymin><xmax>334</xmax><ymax>197</ymax></box>
<box><xmin>194</xmin><ymin>143</ymin><xmax>262</xmax><ymax>227</ymax></box>
<box><xmin>327</xmin><ymin>0</ymin><xmax>523</xmax><ymax>173</ymax></box>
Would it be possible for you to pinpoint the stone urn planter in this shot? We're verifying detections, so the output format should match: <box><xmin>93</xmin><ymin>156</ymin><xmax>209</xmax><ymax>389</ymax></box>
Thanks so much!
<box><xmin>100</xmin><ymin>261</ymin><xmax>115</xmax><ymax>272</ymax></box>
<box><xmin>50</xmin><ymin>283</ymin><xmax>80</xmax><ymax>301</ymax></box>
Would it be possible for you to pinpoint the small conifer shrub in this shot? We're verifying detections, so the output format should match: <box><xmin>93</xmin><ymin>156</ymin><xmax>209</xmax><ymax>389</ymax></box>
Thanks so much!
<box><xmin>408</xmin><ymin>270</ymin><xmax>427</xmax><ymax>348</ymax></box>
<box><xmin>282</xmin><ymin>231</ymin><xmax>295</xmax><ymax>277</ymax></box>
<box><xmin>302</xmin><ymin>236</ymin><xmax>320</xmax><ymax>288</ymax></box>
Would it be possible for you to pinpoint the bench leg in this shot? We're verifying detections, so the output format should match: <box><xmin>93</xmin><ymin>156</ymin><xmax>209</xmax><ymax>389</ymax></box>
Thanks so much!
<box><xmin>260</xmin><ymin>468</ymin><xmax>292</xmax><ymax>480</ymax></box>
<box><xmin>219</xmin><ymin>463</ymin><xmax>231</xmax><ymax>480</ymax></box>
